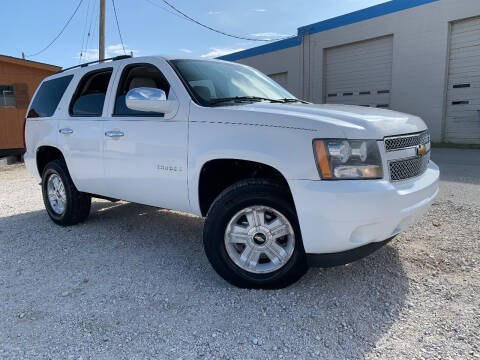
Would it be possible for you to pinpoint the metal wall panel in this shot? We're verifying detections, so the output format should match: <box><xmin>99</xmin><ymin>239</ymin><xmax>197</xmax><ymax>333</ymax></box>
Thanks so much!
<box><xmin>268</xmin><ymin>72</ymin><xmax>288</xmax><ymax>90</ymax></box>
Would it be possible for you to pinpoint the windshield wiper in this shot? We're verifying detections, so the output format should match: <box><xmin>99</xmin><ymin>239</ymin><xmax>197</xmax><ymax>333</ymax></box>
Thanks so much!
<box><xmin>210</xmin><ymin>96</ymin><xmax>284</xmax><ymax>105</ymax></box>
<box><xmin>279</xmin><ymin>98</ymin><xmax>309</xmax><ymax>104</ymax></box>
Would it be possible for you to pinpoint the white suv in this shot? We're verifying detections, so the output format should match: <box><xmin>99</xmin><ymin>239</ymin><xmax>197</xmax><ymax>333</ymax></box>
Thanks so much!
<box><xmin>24</xmin><ymin>55</ymin><xmax>439</xmax><ymax>289</ymax></box>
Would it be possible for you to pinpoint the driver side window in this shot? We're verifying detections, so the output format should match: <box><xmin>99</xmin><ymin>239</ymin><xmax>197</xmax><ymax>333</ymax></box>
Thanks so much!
<box><xmin>114</xmin><ymin>63</ymin><xmax>170</xmax><ymax>117</ymax></box>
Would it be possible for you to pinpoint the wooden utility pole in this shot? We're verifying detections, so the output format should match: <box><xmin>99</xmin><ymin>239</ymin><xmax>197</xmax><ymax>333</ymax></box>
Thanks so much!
<box><xmin>99</xmin><ymin>0</ymin><xmax>106</xmax><ymax>61</ymax></box>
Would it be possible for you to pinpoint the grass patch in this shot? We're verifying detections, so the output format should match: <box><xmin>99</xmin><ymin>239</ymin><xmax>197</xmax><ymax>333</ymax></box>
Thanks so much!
<box><xmin>432</xmin><ymin>142</ymin><xmax>480</xmax><ymax>150</ymax></box>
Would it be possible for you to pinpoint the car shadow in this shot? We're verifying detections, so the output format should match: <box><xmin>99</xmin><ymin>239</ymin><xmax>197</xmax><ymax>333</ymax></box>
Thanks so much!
<box><xmin>0</xmin><ymin>200</ymin><xmax>409</xmax><ymax>359</ymax></box>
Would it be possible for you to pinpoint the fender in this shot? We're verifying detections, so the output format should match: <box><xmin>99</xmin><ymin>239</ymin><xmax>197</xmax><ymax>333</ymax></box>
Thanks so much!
<box><xmin>187</xmin><ymin>119</ymin><xmax>321</xmax><ymax>215</ymax></box>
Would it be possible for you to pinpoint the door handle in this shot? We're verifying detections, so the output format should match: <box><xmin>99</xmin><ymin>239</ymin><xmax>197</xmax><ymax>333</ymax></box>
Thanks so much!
<box><xmin>105</xmin><ymin>130</ymin><xmax>124</xmax><ymax>138</ymax></box>
<box><xmin>59</xmin><ymin>128</ymin><xmax>73</xmax><ymax>135</ymax></box>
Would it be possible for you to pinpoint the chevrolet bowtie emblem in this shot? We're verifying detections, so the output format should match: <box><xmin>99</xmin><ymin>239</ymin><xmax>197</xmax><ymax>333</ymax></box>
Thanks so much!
<box><xmin>417</xmin><ymin>144</ymin><xmax>427</xmax><ymax>157</ymax></box>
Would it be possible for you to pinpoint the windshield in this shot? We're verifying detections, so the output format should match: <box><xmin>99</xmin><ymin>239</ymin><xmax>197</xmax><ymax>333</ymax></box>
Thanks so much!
<box><xmin>170</xmin><ymin>59</ymin><xmax>297</xmax><ymax>106</ymax></box>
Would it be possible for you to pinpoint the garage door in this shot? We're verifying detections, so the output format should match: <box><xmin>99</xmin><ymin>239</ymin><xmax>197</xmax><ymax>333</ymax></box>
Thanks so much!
<box><xmin>268</xmin><ymin>72</ymin><xmax>288</xmax><ymax>90</ymax></box>
<box><xmin>446</xmin><ymin>17</ymin><xmax>480</xmax><ymax>144</ymax></box>
<box><xmin>325</xmin><ymin>36</ymin><xmax>393</xmax><ymax>108</ymax></box>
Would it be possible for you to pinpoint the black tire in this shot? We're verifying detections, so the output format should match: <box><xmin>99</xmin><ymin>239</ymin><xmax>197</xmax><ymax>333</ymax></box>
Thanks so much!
<box><xmin>41</xmin><ymin>159</ymin><xmax>91</xmax><ymax>226</ymax></box>
<box><xmin>203</xmin><ymin>179</ymin><xmax>308</xmax><ymax>289</ymax></box>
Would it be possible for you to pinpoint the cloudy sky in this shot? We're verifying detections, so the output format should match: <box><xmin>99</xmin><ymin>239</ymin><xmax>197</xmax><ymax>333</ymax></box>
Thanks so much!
<box><xmin>3</xmin><ymin>0</ymin><xmax>388</xmax><ymax>68</ymax></box>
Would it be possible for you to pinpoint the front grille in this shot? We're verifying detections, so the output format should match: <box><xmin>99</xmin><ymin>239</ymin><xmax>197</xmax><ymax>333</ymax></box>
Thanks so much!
<box><xmin>389</xmin><ymin>152</ymin><xmax>430</xmax><ymax>181</ymax></box>
<box><xmin>384</xmin><ymin>131</ymin><xmax>430</xmax><ymax>152</ymax></box>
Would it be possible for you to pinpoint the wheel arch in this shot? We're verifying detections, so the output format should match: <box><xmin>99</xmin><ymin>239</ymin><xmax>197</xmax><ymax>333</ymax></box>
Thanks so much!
<box><xmin>197</xmin><ymin>158</ymin><xmax>294</xmax><ymax>217</ymax></box>
<box><xmin>36</xmin><ymin>146</ymin><xmax>66</xmax><ymax>178</ymax></box>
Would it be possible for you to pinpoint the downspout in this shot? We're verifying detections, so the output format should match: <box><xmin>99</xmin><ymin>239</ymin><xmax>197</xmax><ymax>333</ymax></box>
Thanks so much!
<box><xmin>300</xmin><ymin>29</ymin><xmax>311</xmax><ymax>101</ymax></box>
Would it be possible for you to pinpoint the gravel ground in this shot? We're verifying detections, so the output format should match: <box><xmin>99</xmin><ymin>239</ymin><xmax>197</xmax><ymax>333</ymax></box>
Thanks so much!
<box><xmin>0</xmin><ymin>149</ymin><xmax>479</xmax><ymax>360</ymax></box>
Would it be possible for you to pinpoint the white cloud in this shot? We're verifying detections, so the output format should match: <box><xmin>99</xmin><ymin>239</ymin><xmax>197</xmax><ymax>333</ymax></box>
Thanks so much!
<box><xmin>250</xmin><ymin>32</ymin><xmax>290</xmax><ymax>38</ymax></box>
<box><xmin>75</xmin><ymin>43</ymin><xmax>139</xmax><ymax>61</ymax></box>
<box><xmin>76</xmin><ymin>49</ymin><xmax>100</xmax><ymax>62</ymax></box>
<box><xmin>107</xmin><ymin>44</ymin><xmax>131</xmax><ymax>55</ymax></box>
<box><xmin>179</xmin><ymin>48</ymin><xmax>193</xmax><ymax>53</ymax></box>
<box><xmin>200</xmin><ymin>47</ymin><xmax>245</xmax><ymax>58</ymax></box>
<box><xmin>208</xmin><ymin>10</ymin><xmax>222</xmax><ymax>15</ymax></box>
<box><xmin>251</xmin><ymin>8</ymin><xmax>267</xmax><ymax>12</ymax></box>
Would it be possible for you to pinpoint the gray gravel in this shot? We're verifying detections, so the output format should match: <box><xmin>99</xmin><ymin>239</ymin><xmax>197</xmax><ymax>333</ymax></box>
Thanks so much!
<box><xmin>0</xmin><ymin>149</ymin><xmax>479</xmax><ymax>360</ymax></box>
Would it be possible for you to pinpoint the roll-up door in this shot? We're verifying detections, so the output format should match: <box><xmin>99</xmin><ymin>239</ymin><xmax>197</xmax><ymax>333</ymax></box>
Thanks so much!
<box><xmin>325</xmin><ymin>36</ymin><xmax>393</xmax><ymax>109</ymax></box>
<box><xmin>446</xmin><ymin>17</ymin><xmax>480</xmax><ymax>144</ymax></box>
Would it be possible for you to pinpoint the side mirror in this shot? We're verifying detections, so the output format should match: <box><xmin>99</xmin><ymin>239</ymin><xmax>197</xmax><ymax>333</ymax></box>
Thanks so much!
<box><xmin>125</xmin><ymin>87</ymin><xmax>178</xmax><ymax>115</ymax></box>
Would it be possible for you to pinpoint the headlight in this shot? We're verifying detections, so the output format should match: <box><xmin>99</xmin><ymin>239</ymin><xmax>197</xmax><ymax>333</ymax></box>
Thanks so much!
<box><xmin>313</xmin><ymin>139</ymin><xmax>383</xmax><ymax>180</ymax></box>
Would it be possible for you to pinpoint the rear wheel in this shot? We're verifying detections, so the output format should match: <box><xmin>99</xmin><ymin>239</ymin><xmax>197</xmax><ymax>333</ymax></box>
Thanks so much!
<box><xmin>41</xmin><ymin>160</ymin><xmax>91</xmax><ymax>226</ymax></box>
<box><xmin>203</xmin><ymin>179</ymin><xmax>308</xmax><ymax>289</ymax></box>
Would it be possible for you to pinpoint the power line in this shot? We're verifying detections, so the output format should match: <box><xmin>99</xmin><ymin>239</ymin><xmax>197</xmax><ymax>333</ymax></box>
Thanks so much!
<box><xmin>160</xmin><ymin>0</ymin><xmax>294</xmax><ymax>41</ymax></box>
<box><xmin>148</xmin><ymin>0</ymin><xmax>295</xmax><ymax>42</ymax></box>
<box><xmin>79</xmin><ymin>0</ymin><xmax>93</xmax><ymax>63</ymax></box>
<box><xmin>26</xmin><ymin>0</ymin><xmax>85</xmax><ymax>57</ymax></box>
<box><xmin>84</xmin><ymin>1</ymin><xmax>99</xmax><ymax>60</ymax></box>
<box><xmin>79</xmin><ymin>0</ymin><xmax>97</xmax><ymax>63</ymax></box>
<box><xmin>144</xmin><ymin>0</ymin><xmax>188</xmax><ymax>21</ymax></box>
<box><xmin>111</xmin><ymin>0</ymin><xmax>127</xmax><ymax>55</ymax></box>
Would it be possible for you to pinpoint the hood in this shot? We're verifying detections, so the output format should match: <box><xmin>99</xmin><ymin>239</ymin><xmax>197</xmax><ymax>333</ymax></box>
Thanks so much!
<box><xmin>224</xmin><ymin>103</ymin><xmax>427</xmax><ymax>139</ymax></box>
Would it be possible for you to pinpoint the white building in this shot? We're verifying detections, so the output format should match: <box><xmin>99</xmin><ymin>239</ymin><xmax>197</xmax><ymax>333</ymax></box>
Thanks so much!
<box><xmin>219</xmin><ymin>0</ymin><xmax>480</xmax><ymax>144</ymax></box>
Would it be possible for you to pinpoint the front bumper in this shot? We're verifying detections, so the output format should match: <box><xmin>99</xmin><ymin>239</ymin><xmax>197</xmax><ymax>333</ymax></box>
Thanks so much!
<box><xmin>289</xmin><ymin>161</ymin><xmax>439</xmax><ymax>255</ymax></box>
<box><xmin>307</xmin><ymin>237</ymin><xmax>394</xmax><ymax>268</ymax></box>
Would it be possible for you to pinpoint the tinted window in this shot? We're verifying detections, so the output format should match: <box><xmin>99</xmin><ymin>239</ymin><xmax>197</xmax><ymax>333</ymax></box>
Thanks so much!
<box><xmin>70</xmin><ymin>69</ymin><xmax>112</xmax><ymax>117</ymax></box>
<box><xmin>27</xmin><ymin>75</ymin><xmax>73</xmax><ymax>118</ymax></box>
<box><xmin>114</xmin><ymin>64</ymin><xmax>170</xmax><ymax>116</ymax></box>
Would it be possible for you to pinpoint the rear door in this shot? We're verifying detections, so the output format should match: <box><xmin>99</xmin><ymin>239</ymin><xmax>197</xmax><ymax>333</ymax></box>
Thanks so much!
<box><xmin>101</xmin><ymin>59</ymin><xmax>190</xmax><ymax>212</ymax></box>
<box><xmin>57</xmin><ymin>66</ymin><xmax>116</xmax><ymax>195</ymax></box>
<box><xmin>25</xmin><ymin>74</ymin><xmax>74</xmax><ymax>179</ymax></box>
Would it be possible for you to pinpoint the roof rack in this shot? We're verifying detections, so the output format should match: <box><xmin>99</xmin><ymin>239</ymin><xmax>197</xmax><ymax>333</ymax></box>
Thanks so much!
<box><xmin>57</xmin><ymin>55</ymin><xmax>132</xmax><ymax>73</ymax></box>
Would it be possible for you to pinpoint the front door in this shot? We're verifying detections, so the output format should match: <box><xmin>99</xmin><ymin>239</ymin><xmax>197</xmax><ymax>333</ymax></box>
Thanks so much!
<box><xmin>101</xmin><ymin>61</ymin><xmax>190</xmax><ymax>212</ymax></box>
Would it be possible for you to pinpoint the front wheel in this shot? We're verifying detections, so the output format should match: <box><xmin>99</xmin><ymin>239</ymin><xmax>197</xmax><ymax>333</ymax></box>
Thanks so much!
<box><xmin>203</xmin><ymin>179</ymin><xmax>308</xmax><ymax>289</ymax></box>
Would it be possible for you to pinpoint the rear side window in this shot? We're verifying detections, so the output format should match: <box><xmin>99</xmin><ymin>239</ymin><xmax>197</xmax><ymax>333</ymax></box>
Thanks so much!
<box><xmin>27</xmin><ymin>75</ymin><xmax>73</xmax><ymax>118</ymax></box>
<box><xmin>70</xmin><ymin>69</ymin><xmax>112</xmax><ymax>117</ymax></box>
